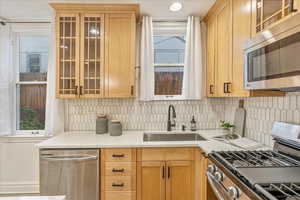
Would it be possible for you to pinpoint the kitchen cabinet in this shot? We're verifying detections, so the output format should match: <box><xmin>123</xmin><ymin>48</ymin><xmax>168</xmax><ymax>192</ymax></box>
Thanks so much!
<box><xmin>166</xmin><ymin>161</ymin><xmax>194</xmax><ymax>200</ymax></box>
<box><xmin>101</xmin><ymin>148</ymin><xmax>137</xmax><ymax>200</ymax></box>
<box><xmin>206</xmin><ymin>17</ymin><xmax>217</xmax><ymax>97</ymax></box>
<box><xmin>204</xmin><ymin>0</ymin><xmax>285</xmax><ymax>97</ymax></box>
<box><xmin>137</xmin><ymin>161</ymin><xmax>165</xmax><ymax>200</ymax></box>
<box><xmin>137</xmin><ymin>148</ymin><xmax>201</xmax><ymax>200</ymax></box>
<box><xmin>50</xmin><ymin>3</ymin><xmax>138</xmax><ymax>98</ymax></box>
<box><xmin>253</xmin><ymin>0</ymin><xmax>300</xmax><ymax>34</ymax></box>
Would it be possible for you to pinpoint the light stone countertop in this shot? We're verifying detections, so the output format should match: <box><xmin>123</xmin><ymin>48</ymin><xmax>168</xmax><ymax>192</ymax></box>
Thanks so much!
<box><xmin>36</xmin><ymin>130</ymin><xmax>269</xmax><ymax>154</ymax></box>
<box><xmin>0</xmin><ymin>196</ymin><xmax>65</xmax><ymax>200</ymax></box>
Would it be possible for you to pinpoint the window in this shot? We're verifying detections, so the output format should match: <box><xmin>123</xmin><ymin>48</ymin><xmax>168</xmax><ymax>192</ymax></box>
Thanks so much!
<box><xmin>27</xmin><ymin>54</ymin><xmax>41</xmax><ymax>72</ymax></box>
<box><xmin>153</xmin><ymin>22</ymin><xmax>186</xmax><ymax>99</ymax></box>
<box><xmin>14</xmin><ymin>30</ymin><xmax>49</xmax><ymax>134</ymax></box>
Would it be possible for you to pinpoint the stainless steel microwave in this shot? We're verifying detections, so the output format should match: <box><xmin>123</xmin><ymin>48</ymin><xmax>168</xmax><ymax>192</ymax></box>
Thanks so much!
<box><xmin>244</xmin><ymin>12</ymin><xmax>300</xmax><ymax>91</ymax></box>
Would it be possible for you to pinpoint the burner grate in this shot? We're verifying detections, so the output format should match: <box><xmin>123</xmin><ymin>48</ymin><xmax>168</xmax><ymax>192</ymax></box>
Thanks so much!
<box><xmin>216</xmin><ymin>150</ymin><xmax>300</xmax><ymax>168</ymax></box>
<box><xmin>256</xmin><ymin>183</ymin><xmax>300</xmax><ymax>200</ymax></box>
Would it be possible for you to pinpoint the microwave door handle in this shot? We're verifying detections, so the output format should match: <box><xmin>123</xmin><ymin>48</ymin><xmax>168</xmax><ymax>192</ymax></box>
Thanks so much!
<box><xmin>41</xmin><ymin>155</ymin><xmax>98</xmax><ymax>161</ymax></box>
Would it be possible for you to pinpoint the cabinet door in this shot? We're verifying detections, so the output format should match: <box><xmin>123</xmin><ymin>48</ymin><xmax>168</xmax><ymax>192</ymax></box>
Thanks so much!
<box><xmin>105</xmin><ymin>13</ymin><xmax>135</xmax><ymax>98</ymax></box>
<box><xmin>216</xmin><ymin>0</ymin><xmax>232</xmax><ymax>97</ymax></box>
<box><xmin>255</xmin><ymin>0</ymin><xmax>299</xmax><ymax>33</ymax></box>
<box><xmin>166</xmin><ymin>161</ymin><xmax>194</xmax><ymax>200</ymax></box>
<box><xmin>137</xmin><ymin>161</ymin><xmax>165</xmax><ymax>200</ymax></box>
<box><xmin>206</xmin><ymin>17</ymin><xmax>217</xmax><ymax>97</ymax></box>
<box><xmin>56</xmin><ymin>13</ymin><xmax>80</xmax><ymax>98</ymax></box>
<box><xmin>80</xmin><ymin>14</ymin><xmax>105</xmax><ymax>98</ymax></box>
<box><xmin>231</xmin><ymin>0</ymin><xmax>252</xmax><ymax>97</ymax></box>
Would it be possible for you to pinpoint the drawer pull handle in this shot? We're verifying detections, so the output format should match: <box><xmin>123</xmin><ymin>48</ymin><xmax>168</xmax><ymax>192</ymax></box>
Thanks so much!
<box><xmin>112</xmin><ymin>168</ymin><xmax>125</xmax><ymax>173</ymax></box>
<box><xmin>112</xmin><ymin>154</ymin><xmax>125</xmax><ymax>158</ymax></box>
<box><xmin>168</xmin><ymin>166</ymin><xmax>171</xmax><ymax>178</ymax></box>
<box><xmin>112</xmin><ymin>183</ymin><xmax>124</xmax><ymax>187</ymax></box>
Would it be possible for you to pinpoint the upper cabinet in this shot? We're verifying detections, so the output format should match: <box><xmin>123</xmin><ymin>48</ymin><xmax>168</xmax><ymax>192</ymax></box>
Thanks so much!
<box><xmin>205</xmin><ymin>0</ymin><xmax>285</xmax><ymax>97</ymax></box>
<box><xmin>254</xmin><ymin>0</ymin><xmax>300</xmax><ymax>33</ymax></box>
<box><xmin>51</xmin><ymin>4</ymin><xmax>138</xmax><ymax>98</ymax></box>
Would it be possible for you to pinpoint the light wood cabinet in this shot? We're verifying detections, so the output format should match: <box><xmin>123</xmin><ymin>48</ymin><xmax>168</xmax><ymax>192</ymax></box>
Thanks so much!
<box><xmin>102</xmin><ymin>148</ymin><xmax>137</xmax><ymax>200</ymax></box>
<box><xmin>51</xmin><ymin>4</ymin><xmax>138</xmax><ymax>99</ymax></box>
<box><xmin>253</xmin><ymin>0</ymin><xmax>300</xmax><ymax>33</ymax></box>
<box><xmin>166</xmin><ymin>161</ymin><xmax>194</xmax><ymax>200</ymax></box>
<box><xmin>206</xmin><ymin>17</ymin><xmax>217</xmax><ymax>97</ymax></box>
<box><xmin>205</xmin><ymin>0</ymin><xmax>284</xmax><ymax>97</ymax></box>
<box><xmin>137</xmin><ymin>148</ymin><xmax>198</xmax><ymax>200</ymax></box>
<box><xmin>105</xmin><ymin>13</ymin><xmax>135</xmax><ymax>98</ymax></box>
<box><xmin>137</xmin><ymin>161</ymin><xmax>166</xmax><ymax>200</ymax></box>
<box><xmin>215</xmin><ymin>0</ymin><xmax>232</xmax><ymax>97</ymax></box>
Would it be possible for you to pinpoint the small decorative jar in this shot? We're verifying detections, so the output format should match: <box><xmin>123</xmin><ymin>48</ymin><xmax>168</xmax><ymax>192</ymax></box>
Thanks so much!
<box><xmin>96</xmin><ymin>114</ymin><xmax>108</xmax><ymax>134</ymax></box>
<box><xmin>109</xmin><ymin>120</ymin><xmax>122</xmax><ymax>136</ymax></box>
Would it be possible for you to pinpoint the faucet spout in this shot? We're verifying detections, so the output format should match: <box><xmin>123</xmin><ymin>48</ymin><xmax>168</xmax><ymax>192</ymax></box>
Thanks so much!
<box><xmin>167</xmin><ymin>105</ymin><xmax>176</xmax><ymax>131</ymax></box>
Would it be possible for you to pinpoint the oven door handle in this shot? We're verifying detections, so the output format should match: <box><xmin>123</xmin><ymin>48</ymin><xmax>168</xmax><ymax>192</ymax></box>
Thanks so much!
<box><xmin>207</xmin><ymin>172</ymin><xmax>231</xmax><ymax>200</ymax></box>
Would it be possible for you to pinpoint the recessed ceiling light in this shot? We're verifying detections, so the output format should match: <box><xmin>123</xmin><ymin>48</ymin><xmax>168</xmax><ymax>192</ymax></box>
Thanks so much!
<box><xmin>169</xmin><ymin>2</ymin><xmax>182</xmax><ymax>12</ymax></box>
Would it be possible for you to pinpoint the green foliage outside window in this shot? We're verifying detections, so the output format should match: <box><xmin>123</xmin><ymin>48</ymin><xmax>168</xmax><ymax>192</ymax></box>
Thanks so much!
<box><xmin>20</xmin><ymin>107</ymin><xmax>45</xmax><ymax>130</ymax></box>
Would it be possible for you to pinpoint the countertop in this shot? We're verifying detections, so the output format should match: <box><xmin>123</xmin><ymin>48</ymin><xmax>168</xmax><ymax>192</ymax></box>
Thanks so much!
<box><xmin>0</xmin><ymin>196</ymin><xmax>65</xmax><ymax>200</ymax></box>
<box><xmin>36</xmin><ymin>130</ymin><xmax>269</xmax><ymax>154</ymax></box>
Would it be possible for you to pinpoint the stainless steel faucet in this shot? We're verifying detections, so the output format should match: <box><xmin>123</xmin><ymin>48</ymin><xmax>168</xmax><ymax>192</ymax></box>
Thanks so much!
<box><xmin>167</xmin><ymin>105</ymin><xmax>176</xmax><ymax>131</ymax></box>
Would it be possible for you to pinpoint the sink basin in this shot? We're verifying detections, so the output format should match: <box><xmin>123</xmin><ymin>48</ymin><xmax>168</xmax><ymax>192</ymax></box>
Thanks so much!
<box><xmin>143</xmin><ymin>132</ymin><xmax>207</xmax><ymax>142</ymax></box>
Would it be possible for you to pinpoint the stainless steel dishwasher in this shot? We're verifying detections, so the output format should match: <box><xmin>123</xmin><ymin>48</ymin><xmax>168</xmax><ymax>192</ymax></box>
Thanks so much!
<box><xmin>40</xmin><ymin>149</ymin><xmax>100</xmax><ymax>200</ymax></box>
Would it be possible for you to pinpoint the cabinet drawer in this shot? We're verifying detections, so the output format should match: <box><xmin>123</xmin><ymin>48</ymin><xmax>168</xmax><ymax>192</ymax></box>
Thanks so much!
<box><xmin>103</xmin><ymin>191</ymin><xmax>136</xmax><ymax>200</ymax></box>
<box><xmin>105</xmin><ymin>162</ymin><xmax>136</xmax><ymax>176</ymax></box>
<box><xmin>104</xmin><ymin>176</ymin><xmax>136</xmax><ymax>191</ymax></box>
<box><xmin>103</xmin><ymin>148</ymin><xmax>136</xmax><ymax>162</ymax></box>
<box><xmin>137</xmin><ymin>148</ymin><xmax>195</xmax><ymax>161</ymax></box>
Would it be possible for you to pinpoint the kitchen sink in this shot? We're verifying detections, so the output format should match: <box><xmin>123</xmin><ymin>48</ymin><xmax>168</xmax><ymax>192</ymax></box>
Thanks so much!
<box><xmin>143</xmin><ymin>132</ymin><xmax>207</xmax><ymax>142</ymax></box>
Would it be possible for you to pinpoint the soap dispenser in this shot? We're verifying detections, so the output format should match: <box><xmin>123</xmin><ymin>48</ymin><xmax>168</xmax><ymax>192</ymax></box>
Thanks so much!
<box><xmin>190</xmin><ymin>116</ymin><xmax>197</xmax><ymax>131</ymax></box>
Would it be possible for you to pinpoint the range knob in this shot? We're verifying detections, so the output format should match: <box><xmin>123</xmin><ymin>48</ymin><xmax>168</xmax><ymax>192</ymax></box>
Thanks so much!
<box><xmin>207</xmin><ymin>164</ymin><xmax>217</xmax><ymax>174</ymax></box>
<box><xmin>228</xmin><ymin>186</ymin><xmax>241</xmax><ymax>199</ymax></box>
<box><xmin>214</xmin><ymin>171</ymin><xmax>225</xmax><ymax>182</ymax></box>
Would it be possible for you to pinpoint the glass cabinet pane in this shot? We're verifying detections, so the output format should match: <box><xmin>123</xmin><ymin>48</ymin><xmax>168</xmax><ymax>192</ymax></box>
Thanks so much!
<box><xmin>81</xmin><ymin>15</ymin><xmax>103</xmax><ymax>96</ymax></box>
<box><xmin>256</xmin><ymin>0</ymin><xmax>296</xmax><ymax>33</ymax></box>
<box><xmin>58</xmin><ymin>15</ymin><xmax>78</xmax><ymax>95</ymax></box>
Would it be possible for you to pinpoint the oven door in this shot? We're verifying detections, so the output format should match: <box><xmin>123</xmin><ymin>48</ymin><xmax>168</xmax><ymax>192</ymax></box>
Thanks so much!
<box><xmin>244</xmin><ymin>26</ymin><xmax>300</xmax><ymax>90</ymax></box>
<box><xmin>207</xmin><ymin>172</ymin><xmax>231</xmax><ymax>200</ymax></box>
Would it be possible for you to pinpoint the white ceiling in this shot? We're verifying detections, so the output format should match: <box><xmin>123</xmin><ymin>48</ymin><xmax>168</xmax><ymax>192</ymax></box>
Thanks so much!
<box><xmin>0</xmin><ymin>0</ymin><xmax>216</xmax><ymax>21</ymax></box>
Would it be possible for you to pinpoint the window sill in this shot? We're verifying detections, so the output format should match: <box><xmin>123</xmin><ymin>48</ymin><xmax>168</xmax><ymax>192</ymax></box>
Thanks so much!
<box><xmin>153</xmin><ymin>95</ymin><xmax>186</xmax><ymax>101</ymax></box>
<box><xmin>0</xmin><ymin>133</ymin><xmax>52</xmax><ymax>142</ymax></box>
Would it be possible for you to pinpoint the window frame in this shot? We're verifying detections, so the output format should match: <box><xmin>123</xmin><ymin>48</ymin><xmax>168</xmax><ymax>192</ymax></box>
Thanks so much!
<box><xmin>11</xmin><ymin>24</ymin><xmax>50</xmax><ymax>136</ymax></box>
<box><xmin>153</xmin><ymin>33</ymin><xmax>186</xmax><ymax>100</ymax></box>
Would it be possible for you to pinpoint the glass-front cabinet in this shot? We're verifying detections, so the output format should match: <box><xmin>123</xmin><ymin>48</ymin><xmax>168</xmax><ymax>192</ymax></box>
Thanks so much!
<box><xmin>52</xmin><ymin>4</ymin><xmax>137</xmax><ymax>99</ymax></box>
<box><xmin>56</xmin><ymin>14</ymin><xmax>80</xmax><ymax>97</ymax></box>
<box><xmin>80</xmin><ymin>14</ymin><xmax>104</xmax><ymax>98</ymax></box>
<box><xmin>255</xmin><ymin>0</ymin><xmax>299</xmax><ymax>33</ymax></box>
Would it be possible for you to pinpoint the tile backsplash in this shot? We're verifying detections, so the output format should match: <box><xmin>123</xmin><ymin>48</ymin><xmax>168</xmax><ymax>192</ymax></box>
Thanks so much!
<box><xmin>65</xmin><ymin>93</ymin><xmax>300</xmax><ymax>147</ymax></box>
<box><xmin>224</xmin><ymin>92</ymin><xmax>300</xmax><ymax>146</ymax></box>
<box><xmin>66</xmin><ymin>98</ymin><xmax>225</xmax><ymax>131</ymax></box>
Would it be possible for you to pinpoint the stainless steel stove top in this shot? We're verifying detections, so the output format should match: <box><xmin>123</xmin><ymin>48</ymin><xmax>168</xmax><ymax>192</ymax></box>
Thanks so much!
<box><xmin>208</xmin><ymin>122</ymin><xmax>300</xmax><ymax>200</ymax></box>
<box><xmin>214</xmin><ymin>150</ymin><xmax>300</xmax><ymax>169</ymax></box>
<box><xmin>238</xmin><ymin>168</ymin><xmax>300</xmax><ymax>185</ymax></box>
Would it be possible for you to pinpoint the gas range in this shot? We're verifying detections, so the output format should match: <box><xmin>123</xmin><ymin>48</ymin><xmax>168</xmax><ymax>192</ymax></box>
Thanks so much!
<box><xmin>207</xmin><ymin>122</ymin><xmax>300</xmax><ymax>200</ymax></box>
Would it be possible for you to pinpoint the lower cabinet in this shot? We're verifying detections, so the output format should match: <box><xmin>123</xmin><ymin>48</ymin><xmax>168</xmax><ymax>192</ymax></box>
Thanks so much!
<box><xmin>137</xmin><ymin>148</ymin><xmax>196</xmax><ymax>200</ymax></box>
<box><xmin>137</xmin><ymin>161</ymin><xmax>166</xmax><ymax>200</ymax></box>
<box><xmin>102</xmin><ymin>147</ymin><xmax>209</xmax><ymax>200</ymax></box>
<box><xmin>166</xmin><ymin>161</ymin><xmax>194</xmax><ymax>200</ymax></box>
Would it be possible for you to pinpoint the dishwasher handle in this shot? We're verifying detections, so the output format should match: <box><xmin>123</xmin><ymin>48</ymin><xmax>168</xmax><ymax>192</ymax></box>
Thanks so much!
<box><xmin>41</xmin><ymin>154</ymin><xmax>98</xmax><ymax>161</ymax></box>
